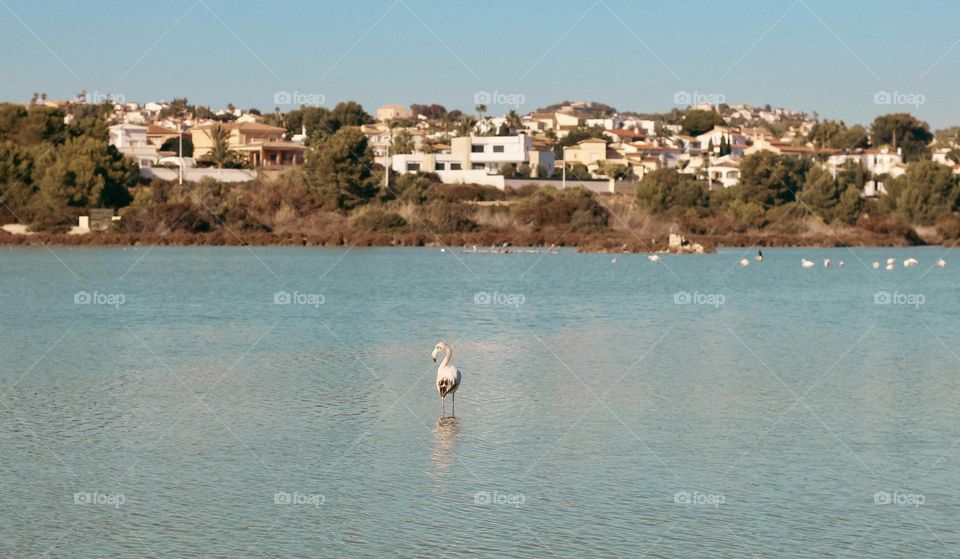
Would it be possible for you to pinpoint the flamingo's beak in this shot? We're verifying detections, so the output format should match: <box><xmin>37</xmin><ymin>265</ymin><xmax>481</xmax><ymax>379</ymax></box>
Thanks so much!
<box><xmin>431</xmin><ymin>348</ymin><xmax>439</xmax><ymax>362</ymax></box>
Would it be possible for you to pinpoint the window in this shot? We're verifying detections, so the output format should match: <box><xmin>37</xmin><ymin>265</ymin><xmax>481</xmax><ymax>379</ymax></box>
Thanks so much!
<box><xmin>435</xmin><ymin>163</ymin><xmax>445</xmax><ymax>171</ymax></box>
<box><xmin>406</xmin><ymin>163</ymin><xmax>420</xmax><ymax>172</ymax></box>
<box><xmin>450</xmin><ymin>163</ymin><xmax>462</xmax><ymax>170</ymax></box>
<box><xmin>492</xmin><ymin>145</ymin><xmax>505</xmax><ymax>153</ymax></box>
<box><xmin>472</xmin><ymin>163</ymin><xmax>485</xmax><ymax>170</ymax></box>
<box><xmin>471</xmin><ymin>144</ymin><xmax>484</xmax><ymax>153</ymax></box>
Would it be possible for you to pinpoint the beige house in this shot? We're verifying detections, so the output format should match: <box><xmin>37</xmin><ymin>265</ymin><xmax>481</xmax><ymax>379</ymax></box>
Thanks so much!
<box><xmin>561</xmin><ymin>138</ymin><xmax>638</xmax><ymax>177</ymax></box>
<box><xmin>377</xmin><ymin>104</ymin><xmax>412</xmax><ymax>122</ymax></box>
<box><xmin>191</xmin><ymin>121</ymin><xmax>305</xmax><ymax>168</ymax></box>
<box><xmin>562</xmin><ymin>138</ymin><xmax>609</xmax><ymax>166</ymax></box>
<box><xmin>146</xmin><ymin>124</ymin><xmax>183</xmax><ymax>147</ymax></box>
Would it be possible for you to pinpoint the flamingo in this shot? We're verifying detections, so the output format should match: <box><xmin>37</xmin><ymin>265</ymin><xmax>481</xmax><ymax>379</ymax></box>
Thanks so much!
<box><xmin>740</xmin><ymin>258</ymin><xmax>750</xmax><ymax>267</ymax></box>
<box><xmin>938</xmin><ymin>259</ymin><xmax>947</xmax><ymax>268</ymax></box>
<box><xmin>755</xmin><ymin>250</ymin><xmax>763</xmax><ymax>262</ymax></box>
<box><xmin>904</xmin><ymin>258</ymin><xmax>919</xmax><ymax>267</ymax></box>
<box><xmin>802</xmin><ymin>259</ymin><xmax>815</xmax><ymax>268</ymax></box>
<box><xmin>432</xmin><ymin>342</ymin><xmax>462</xmax><ymax>417</ymax></box>
<box><xmin>824</xmin><ymin>259</ymin><xmax>831</xmax><ymax>268</ymax></box>
<box><xmin>872</xmin><ymin>262</ymin><xmax>880</xmax><ymax>269</ymax></box>
<box><xmin>648</xmin><ymin>254</ymin><xmax>661</xmax><ymax>262</ymax></box>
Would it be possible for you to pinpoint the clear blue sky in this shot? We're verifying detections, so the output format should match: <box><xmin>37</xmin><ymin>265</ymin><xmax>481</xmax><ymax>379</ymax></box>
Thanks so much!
<box><xmin>2</xmin><ymin>0</ymin><xmax>959</xmax><ymax>128</ymax></box>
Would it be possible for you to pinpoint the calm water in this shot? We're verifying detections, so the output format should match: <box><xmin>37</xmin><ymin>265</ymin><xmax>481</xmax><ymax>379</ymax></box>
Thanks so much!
<box><xmin>1</xmin><ymin>245</ymin><xmax>959</xmax><ymax>557</ymax></box>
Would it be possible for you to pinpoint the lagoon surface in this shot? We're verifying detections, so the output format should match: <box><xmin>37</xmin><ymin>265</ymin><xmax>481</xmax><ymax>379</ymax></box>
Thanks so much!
<box><xmin>1</xmin><ymin>246</ymin><xmax>959</xmax><ymax>557</ymax></box>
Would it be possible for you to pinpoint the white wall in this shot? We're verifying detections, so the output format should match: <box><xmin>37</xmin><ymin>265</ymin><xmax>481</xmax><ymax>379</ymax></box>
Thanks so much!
<box><xmin>141</xmin><ymin>168</ymin><xmax>258</xmax><ymax>183</ymax></box>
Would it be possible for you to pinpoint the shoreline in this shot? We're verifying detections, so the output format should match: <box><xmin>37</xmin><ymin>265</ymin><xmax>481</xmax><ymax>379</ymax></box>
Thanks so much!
<box><xmin>0</xmin><ymin>229</ymin><xmax>933</xmax><ymax>251</ymax></box>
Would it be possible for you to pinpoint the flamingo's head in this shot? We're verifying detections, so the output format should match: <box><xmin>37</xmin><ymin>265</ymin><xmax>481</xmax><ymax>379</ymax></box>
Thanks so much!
<box><xmin>432</xmin><ymin>342</ymin><xmax>447</xmax><ymax>362</ymax></box>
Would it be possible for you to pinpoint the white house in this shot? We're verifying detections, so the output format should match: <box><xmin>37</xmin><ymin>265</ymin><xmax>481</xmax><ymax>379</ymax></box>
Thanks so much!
<box><xmin>826</xmin><ymin>147</ymin><xmax>905</xmax><ymax>178</ymax></box>
<box><xmin>108</xmin><ymin>123</ymin><xmax>158</xmax><ymax>168</ymax></box>
<box><xmin>696</xmin><ymin>126</ymin><xmax>746</xmax><ymax>155</ymax></box>
<box><xmin>707</xmin><ymin>155</ymin><xmax>741</xmax><ymax>189</ymax></box>
<box><xmin>451</xmin><ymin>135</ymin><xmax>553</xmax><ymax>174</ymax></box>
<box><xmin>389</xmin><ymin>135</ymin><xmax>554</xmax><ymax>189</ymax></box>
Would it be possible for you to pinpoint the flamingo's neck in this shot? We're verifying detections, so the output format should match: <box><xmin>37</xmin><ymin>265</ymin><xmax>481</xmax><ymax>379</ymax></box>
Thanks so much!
<box><xmin>441</xmin><ymin>347</ymin><xmax>452</xmax><ymax>368</ymax></box>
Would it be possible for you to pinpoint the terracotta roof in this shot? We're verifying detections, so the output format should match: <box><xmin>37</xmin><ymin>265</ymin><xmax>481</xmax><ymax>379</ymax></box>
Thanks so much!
<box><xmin>605</xmin><ymin>129</ymin><xmax>645</xmax><ymax>138</ymax></box>
<box><xmin>146</xmin><ymin>124</ymin><xmax>180</xmax><ymax>135</ymax></box>
<box><xmin>194</xmin><ymin>121</ymin><xmax>285</xmax><ymax>133</ymax></box>
<box><xmin>631</xmin><ymin>143</ymin><xmax>680</xmax><ymax>152</ymax></box>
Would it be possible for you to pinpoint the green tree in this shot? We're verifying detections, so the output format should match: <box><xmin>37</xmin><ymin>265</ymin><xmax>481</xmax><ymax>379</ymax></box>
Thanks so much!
<box><xmin>884</xmin><ymin>160</ymin><xmax>959</xmax><ymax>224</ymax></box>
<box><xmin>35</xmin><ymin>137</ymin><xmax>136</xmax><ymax>209</ymax></box>
<box><xmin>735</xmin><ymin>151</ymin><xmax>810</xmax><ymax>208</ymax></box>
<box><xmin>799</xmin><ymin>166</ymin><xmax>851</xmax><ymax>222</ymax></box>
<box><xmin>681</xmin><ymin>110</ymin><xmax>724</xmax><ymax>136</ymax></box>
<box><xmin>566</xmin><ymin>163</ymin><xmax>592</xmax><ymax>180</ymax></box>
<box><xmin>330</xmin><ymin>101</ymin><xmax>373</xmax><ymax>128</ymax></box>
<box><xmin>306</xmin><ymin>126</ymin><xmax>377</xmax><ymax>209</ymax></box>
<box><xmin>635</xmin><ymin>168</ymin><xmax>708</xmax><ymax>214</ymax></box>
<box><xmin>160</xmin><ymin>136</ymin><xmax>193</xmax><ymax>157</ymax></box>
<box><xmin>68</xmin><ymin>103</ymin><xmax>113</xmax><ymax>141</ymax></box>
<box><xmin>390</xmin><ymin>129</ymin><xmax>415</xmax><ymax>155</ymax></box>
<box><xmin>598</xmin><ymin>162</ymin><xmax>630</xmax><ymax>180</ymax></box>
<box><xmin>871</xmin><ymin>113</ymin><xmax>933</xmax><ymax>162</ymax></box>
<box><xmin>0</xmin><ymin>104</ymin><xmax>67</xmax><ymax>145</ymax></box>
<box><xmin>807</xmin><ymin>120</ymin><xmax>868</xmax><ymax>149</ymax></box>
<box><xmin>833</xmin><ymin>184</ymin><xmax>864</xmax><ymax>225</ymax></box>
<box><xmin>946</xmin><ymin>148</ymin><xmax>960</xmax><ymax>164</ymax></box>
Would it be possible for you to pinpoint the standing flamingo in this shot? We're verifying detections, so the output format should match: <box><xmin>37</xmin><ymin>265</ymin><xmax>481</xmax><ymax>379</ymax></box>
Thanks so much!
<box><xmin>432</xmin><ymin>342</ymin><xmax>462</xmax><ymax>417</ymax></box>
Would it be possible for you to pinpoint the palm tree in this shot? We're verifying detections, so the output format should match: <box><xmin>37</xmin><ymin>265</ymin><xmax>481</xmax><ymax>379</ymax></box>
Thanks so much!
<box><xmin>475</xmin><ymin>104</ymin><xmax>487</xmax><ymax>120</ymax></box>
<box><xmin>505</xmin><ymin>110</ymin><xmax>523</xmax><ymax>133</ymax></box>
<box><xmin>205</xmin><ymin>124</ymin><xmax>236</xmax><ymax>168</ymax></box>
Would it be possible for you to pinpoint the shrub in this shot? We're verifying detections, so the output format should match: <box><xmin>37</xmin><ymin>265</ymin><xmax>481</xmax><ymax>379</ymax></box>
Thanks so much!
<box><xmin>513</xmin><ymin>187</ymin><xmax>609</xmax><ymax>231</ymax></box>
<box><xmin>350</xmin><ymin>206</ymin><xmax>408</xmax><ymax>232</ymax></box>
<box><xmin>420</xmin><ymin>201</ymin><xmax>476</xmax><ymax>233</ymax></box>
<box><xmin>935</xmin><ymin>212</ymin><xmax>960</xmax><ymax>240</ymax></box>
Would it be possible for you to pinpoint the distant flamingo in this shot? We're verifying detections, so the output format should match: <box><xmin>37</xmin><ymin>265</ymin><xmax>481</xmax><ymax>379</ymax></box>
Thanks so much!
<box><xmin>802</xmin><ymin>259</ymin><xmax>815</xmax><ymax>268</ymax></box>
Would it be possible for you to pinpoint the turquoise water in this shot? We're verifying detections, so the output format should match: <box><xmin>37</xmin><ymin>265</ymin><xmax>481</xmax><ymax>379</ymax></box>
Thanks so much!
<box><xmin>1</xmin><ymin>245</ymin><xmax>959</xmax><ymax>557</ymax></box>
